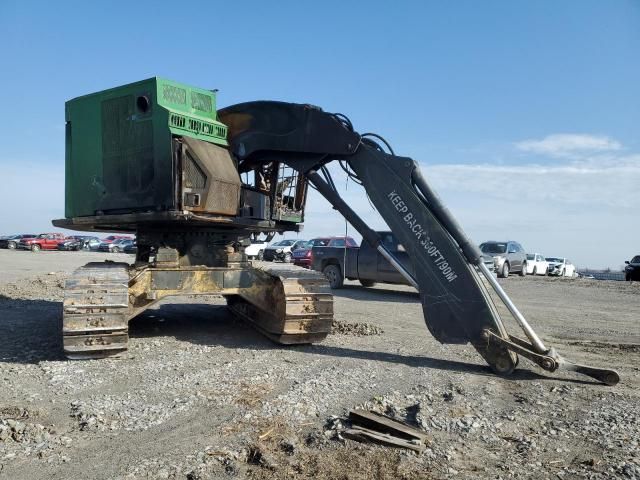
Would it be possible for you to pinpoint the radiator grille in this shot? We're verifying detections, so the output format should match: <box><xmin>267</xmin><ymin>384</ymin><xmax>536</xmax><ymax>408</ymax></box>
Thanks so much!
<box><xmin>204</xmin><ymin>180</ymin><xmax>239</xmax><ymax>214</ymax></box>
<box><xmin>184</xmin><ymin>152</ymin><xmax>206</xmax><ymax>189</ymax></box>
<box><xmin>162</xmin><ymin>84</ymin><xmax>187</xmax><ymax>105</ymax></box>
<box><xmin>191</xmin><ymin>91</ymin><xmax>212</xmax><ymax>112</ymax></box>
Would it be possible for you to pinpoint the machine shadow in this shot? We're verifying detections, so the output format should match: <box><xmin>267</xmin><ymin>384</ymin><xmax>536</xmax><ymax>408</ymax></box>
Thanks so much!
<box><xmin>332</xmin><ymin>285</ymin><xmax>421</xmax><ymax>304</ymax></box>
<box><xmin>129</xmin><ymin>302</ymin><xmax>278</xmax><ymax>351</ymax></box>
<box><xmin>0</xmin><ymin>296</ymin><xmax>66</xmax><ymax>364</ymax></box>
<box><xmin>134</xmin><ymin>302</ymin><xmax>594</xmax><ymax>384</ymax></box>
<box><xmin>0</xmin><ymin>298</ymin><xmax>598</xmax><ymax>385</ymax></box>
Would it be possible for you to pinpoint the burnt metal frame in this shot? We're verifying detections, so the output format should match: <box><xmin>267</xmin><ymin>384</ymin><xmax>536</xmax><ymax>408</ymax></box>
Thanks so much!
<box><xmin>218</xmin><ymin>101</ymin><xmax>619</xmax><ymax>385</ymax></box>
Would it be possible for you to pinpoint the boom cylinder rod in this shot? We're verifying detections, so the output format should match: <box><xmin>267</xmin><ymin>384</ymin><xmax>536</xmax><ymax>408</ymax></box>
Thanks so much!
<box><xmin>412</xmin><ymin>167</ymin><xmax>548</xmax><ymax>353</ymax></box>
<box><xmin>478</xmin><ymin>262</ymin><xmax>548</xmax><ymax>353</ymax></box>
<box><xmin>306</xmin><ymin>170</ymin><xmax>419</xmax><ymax>289</ymax></box>
<box><xmin>411</xmin><ymin>168</ymin><xmax>484</xmax><ymax>265</ymax></box>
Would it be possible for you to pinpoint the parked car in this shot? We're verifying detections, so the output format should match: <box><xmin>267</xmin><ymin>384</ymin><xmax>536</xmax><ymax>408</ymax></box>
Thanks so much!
<box><xmin>0</xmin><ymin>234</ymin><xmax>37</xmax><ymax>250</ymax></box>
<box><xmin>98</xmin><ymin>235</ymin><xmax>131</xmax><ymax>245</ymax></box>
<box><xmin>123</xmin><ymin>240</ymin><xmax>137</xmax><ymax>254</ymax></box>
<box><xmin>525</xmin><ymin>253</ymin><xmax>548</xmax><ymax>276</ymax></box>
<box><xmin>262</xmin><ymin>239</ymin><xmax>307</xmax><ymax>262</ymax></box>
<box><xmin>84</xmin><ymin>237</ymin><xmax>103</xmax><ymax>250</ymax></box>
<box><xmin>479</xmin><ymin>241</ymin><xmax>528</xmax><ymax>278</ymax></box>
<box><xmin>245</xmin><ymin>239</ymin><xmax>269</xmax><ymax>260</ymax></box>
<box><xmin>57</xmin><ymin>235</ymin><xmax>101</xmax><ymax>251</ymax></box>
<box><xmin>481</xmin><ymin>254</ymin><xmax>497</xmax><ymax>275</ymax></box>
<box><xmin>624</xmin><ymin>255</ymin><xmax>640</xmax><ymax>281</ymax></box>
<box><xmin>292</xmin><ymin>236</ymin><xmax>357</xmax><ymax>268</ymax></box>
<box><xmin>57</xmin><ymin>236</ymin><xmax>82</xmax><ymax>251</ymax></box>
<box><xmin>311</xmin><ymin>231</ymin><xmax>413</xmax><ymax>288</ymax></box>
<box><xmin>546</xmin><ymin>257</ymin><xmax>576</xmax><ymax>277</ymax></box>
<box><xmin>98</xmin><ymin>238</ymin><xmax>133</xmax><ymax>253</ymax></box>
<box><xmin>18</xmin><ymin>233</ymin><xmax>66</xmax><ymax>252</ymax></box>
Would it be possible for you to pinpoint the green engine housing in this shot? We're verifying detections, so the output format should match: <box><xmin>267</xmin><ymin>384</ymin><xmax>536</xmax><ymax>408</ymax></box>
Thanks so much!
<box><xmin>65</xmin><ymin>77</ymin><xmax>229</xmax><ymax>218</ymax></box>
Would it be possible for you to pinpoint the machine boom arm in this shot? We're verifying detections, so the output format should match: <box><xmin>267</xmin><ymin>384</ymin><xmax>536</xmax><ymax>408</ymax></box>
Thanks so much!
<box><xmin>219</xmin><ymin>101</ymin><xmax>619</xmax><ymax>385</ymax></box>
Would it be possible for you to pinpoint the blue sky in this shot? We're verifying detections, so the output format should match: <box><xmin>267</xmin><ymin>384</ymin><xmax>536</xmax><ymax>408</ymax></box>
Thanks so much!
<box><xmin>1</xmin><ymin>1</ymin><xmax>638</xmax><ymax>268</ymax></box>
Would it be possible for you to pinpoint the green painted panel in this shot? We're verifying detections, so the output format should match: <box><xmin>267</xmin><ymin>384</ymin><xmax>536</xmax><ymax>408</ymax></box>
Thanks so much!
<box><xmin>65</xmin><ymin>77</ymin><xmax>228</xmax><ymax>218</ymax></box>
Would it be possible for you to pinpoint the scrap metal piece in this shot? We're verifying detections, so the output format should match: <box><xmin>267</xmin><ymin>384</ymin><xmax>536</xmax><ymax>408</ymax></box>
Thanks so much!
<box><xmin>349</xmin><ymin>410</ymin><xmax>428</xmax><ymax>443</ymax></box>
<box><xmin>343</xmin><ymin>409</ymin><xmax>428</xmax><ymax>452</ymax></box>
<box><xmin>342</xmin><ymin>426</ymin><xmax>426</xmax><ymax>453</ymax></box>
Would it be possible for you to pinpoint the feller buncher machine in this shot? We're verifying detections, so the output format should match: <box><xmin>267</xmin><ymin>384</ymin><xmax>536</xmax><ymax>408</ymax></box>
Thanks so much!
<box><xmin>54</xmin><ymin>78</ymin><xmax>619</xmax><ymax>385</ymax></box>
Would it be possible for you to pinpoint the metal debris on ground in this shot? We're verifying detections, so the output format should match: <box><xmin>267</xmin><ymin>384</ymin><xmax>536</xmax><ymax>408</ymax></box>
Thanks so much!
<box><xmin>341</xmin><ymin>409</ymin><xmax>428</xmax><ymax>452</ymax></box>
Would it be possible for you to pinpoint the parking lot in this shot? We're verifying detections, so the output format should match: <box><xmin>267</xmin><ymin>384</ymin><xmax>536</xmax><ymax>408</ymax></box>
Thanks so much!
<box><xmin>0</xmin><ymin>250</ymin><xmax>638</xmax><ymax>479</ymax></box>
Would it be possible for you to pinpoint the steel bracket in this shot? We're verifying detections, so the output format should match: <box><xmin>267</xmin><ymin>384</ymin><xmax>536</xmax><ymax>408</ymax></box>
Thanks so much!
<box><xmin>482</xmin><ymin>329</ymin><xmax>620</xmax><ymax>385</ymax></box>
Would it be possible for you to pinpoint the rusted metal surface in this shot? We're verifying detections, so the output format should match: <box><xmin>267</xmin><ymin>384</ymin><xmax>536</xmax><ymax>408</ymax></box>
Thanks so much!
<box><xmin>342</xmin><ymin>426</ymin><xmax>426</xmax><ymax>452</ymax></box>
<box><xmin>128</xmin><ymin>264</ymin><xmax>333</xmax><ymax>345</ymax></box>
<box><xmin>180</xmin><ymin>137</ymin><xmax>241</xmax><ymax>215</ymax></box>
<box><xmin>349</xmin><ymin>410</ymin><xmax>428</xmax><ymax>443</ymax></box>
<box><xmin>63</xmin><ymin>332</ymin><xmax>129</xmax><ymax>357</ymax></box>
<box><xmin>62</xmin><ymin>262</ymin><xmax>130</xmax><ymax>359</ymax></box>
<box><xmin>343</xmin><ymin>409</ymin><xmax>428</xmax><ymax>452</ymax></box>
<box><xmin>52</xmin><ymin>211</ymin><xmax>293</xmax><ymax>235</ymax></box>
<box><xmin>62</xmin><ymin>261</ymin><xmax>334</xmax><ymax>359</ymax></box>
<box><xmin>226</xmin><ymin>264</ymin><xmax>333</xmax><ymax>344</ymax></box>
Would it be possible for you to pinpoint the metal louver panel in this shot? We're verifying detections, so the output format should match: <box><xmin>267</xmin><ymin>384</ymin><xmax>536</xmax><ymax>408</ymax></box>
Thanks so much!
<box><xmin>181</xmin><ymin>137</ymin><xmax>241</xmax><ymax>216</ymax></box>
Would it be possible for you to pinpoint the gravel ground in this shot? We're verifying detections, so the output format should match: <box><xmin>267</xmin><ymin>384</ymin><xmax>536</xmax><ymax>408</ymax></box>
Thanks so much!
<box><xmin>0</xmin><ymin>249</ymin><xmax>638</xmax><ymax>479</ymax></box>
<box><xmin>0</xmin><ymin>249</ymin><xmax>134</xmax><ymax>282</ymax></box>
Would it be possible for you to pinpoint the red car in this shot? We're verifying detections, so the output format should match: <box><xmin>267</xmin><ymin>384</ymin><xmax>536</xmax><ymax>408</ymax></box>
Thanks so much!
<box><xmin>19</xmin><ymin>233</ymin><xmax>67</xmax><ymax>252</ymax></box>
<box><xmin>292</xmin><ymin>236</ymin><xmax>357</xmax><ymax>268</ymax></box>
<box><xmin>101</xmin><ymin>235</ymin><xmax>131</xmax><ymax>244</ymax></box>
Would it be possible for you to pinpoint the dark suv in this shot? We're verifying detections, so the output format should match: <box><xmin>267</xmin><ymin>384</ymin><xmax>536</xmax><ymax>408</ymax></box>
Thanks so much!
<box><xmin>625</xmin><ymin>255</ymin><xmax>640</xmax><ymax>281</ymax></box>
<box><xmin>480</xmin><ymin>241</ymin><xmax>528</xmax><ymax>278</ymax></box>
<box><xmin>292</xmin><ymin>236</ymin><xmax>357</xmax><ymax>268</ymax></box>
<box><xmin>0</xmin><ymin>234</ymin><xmax>37</xmax><ymax>250</ymax></box>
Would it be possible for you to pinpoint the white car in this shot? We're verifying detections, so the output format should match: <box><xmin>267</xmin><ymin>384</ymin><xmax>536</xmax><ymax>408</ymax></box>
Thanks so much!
<box><xmin>525</xmin><ymin>253</ymin><xmax>548</xmax><ymax>275</ymax></box>
<box><xmin>262</xmin><ymin>239</ymin><xmax>307</xmax><ymax>262</ymax></box>
<box><xmin>546</xmin><ymin>257</ymin><xmax>576</xmax><ymax>277</ymax></box>
<box><xmin>245</xmin><ymin>239</ymin><xmax>268</xmax><ymax>260</ymax></box>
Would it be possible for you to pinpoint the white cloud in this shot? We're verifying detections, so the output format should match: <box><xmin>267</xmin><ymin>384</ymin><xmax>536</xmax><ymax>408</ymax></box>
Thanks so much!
<box><xmin>515</xmin><ymin>134</ymin><xmax>621</xmax><ymax>158</ymax></box>
<box><xmin>423</xmin><ymin>154</ymin><xmax>640</xmax><ymax>209</ymax></box>
<box><xmin>420</xmin><ymin>154</ymin><xmax>639</xmax><ymax>269</ymax></box>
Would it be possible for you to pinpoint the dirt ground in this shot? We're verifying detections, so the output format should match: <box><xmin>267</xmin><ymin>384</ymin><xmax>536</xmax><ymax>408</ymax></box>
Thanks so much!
<box><xmin>0</xmin><ymin>249</ymin><xmax>638</xmax><ymax>479</ymax></box>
